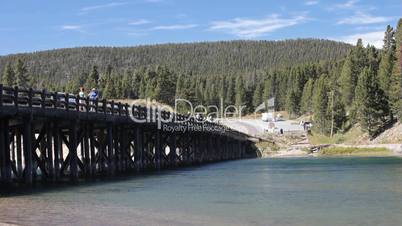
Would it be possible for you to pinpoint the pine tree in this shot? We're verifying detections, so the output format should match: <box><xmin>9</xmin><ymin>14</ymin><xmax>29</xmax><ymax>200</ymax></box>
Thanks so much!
<box><xmin>85</xmin><ymin>65</ymin><xmax>100</xmax><ymax>90</ymax></box>
<box><xmin>312</xmin><ymin>76</ymin><xmax>329</xmax><ymax>134</ymax></box>
<box><xmin>154</xmin><ymin>66</ymin><xmax>176</xmax><ymax>106</ymax></box>
<box><xmin>235</xmin><ymin>75</ymin><xmax>246</xmax><ymax>113</ymax></box>
<box><xmin>366</xmin><ymin>46</ymin><xmax>379</xmax><ymax>72</ymax></box>
<box><xmin>339</xmin><ymin>54</ymin><xmax>354</xmax><ymax>106</ymax></box>
<box><xmin>262</xmin><ymin>76</ymin><xmax>271</xmax><ymax>101</ymax></box>
<box><xmin>378</xmin><ymin>25</ymin><xmax>396</xmax><ymax>94</ymax></box>
<box><xmin>64</xmin><ymin>77</ymin><xmax>80</xmax><ymax>93</ymax></box>
<box><xmin>225</xmin><ymin>77</ymin><xmax>234</xmax><ymax>105</ymax></box>
<box><xmin>14</xmin><ymin>59</ymin><xmax>30</xmax><ymax>88</ymax></box>
<box><xmin>103</xmin><ymin>76</ymin><xmax>116</xmax><ymax>99</ymax></box>
<box><xmin>218</xmin><ymin>76</ymin><xmax>226</xmax><ymax>102</ymax></box>
<box><xmin>2</xmin><ymin>63</ymin><xmax>14</xmax><ymax>86</ymax></box>
<box><xmin>354</xmin><ymin>67</ymin><xmax>390</xmax><ymax>137</ymax></box>
<box><xmin>339</xmin><ymin>39</ymin><xmax>368</xmax><ymax>107</ymax></box>
<box><xmin>390</xmin><ymin>18</ymin><xmax>402</xmax><ymax>120</ymax></box>
<box><xmin>252</xmin><ymin>83</ymin><xmax>263</xmax><ymax>109</ymax></box>
<box><xmin>300</xmin><ymin>78</ymin><xmax>314</xmax><ymax>114</ymax></box>
<box><xmin>119</xmin><ymin>70</ymin><xmax>132</xmax><ymax>98</ymax></box>
<box><xmin>262</xmin><ymin>74</ymin><xmax>275</xmax><ymax>111</ymax></box>
<box><xmin>286</xmin><ymin>89</ymin><xmax>299</xmax><ymax>118</ymax></box>
<box><xmin>327</xmin><ymin>89</ymin><xmax>346</xmax><ymax>136</ymax></box>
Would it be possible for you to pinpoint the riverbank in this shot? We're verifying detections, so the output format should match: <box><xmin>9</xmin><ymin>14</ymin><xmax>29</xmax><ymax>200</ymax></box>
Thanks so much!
<box><xmin>256</xmin><ymin>141</ymin><xmax>402</xmax><ymax>158</ymax></box>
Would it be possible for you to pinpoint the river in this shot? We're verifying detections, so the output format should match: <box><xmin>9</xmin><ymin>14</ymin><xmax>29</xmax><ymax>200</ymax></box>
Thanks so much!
<box><xmin>1</xmin><ymin>157</ymin><xmax>402</xmax><ymax>225</ymax></box>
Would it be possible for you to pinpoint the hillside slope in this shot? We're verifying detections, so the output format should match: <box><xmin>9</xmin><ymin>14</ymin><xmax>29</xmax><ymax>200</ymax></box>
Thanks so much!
<box><xmin>0</xmin><ymin>39</ymin><xmax>352</xmax><ymax>86</ymax></box>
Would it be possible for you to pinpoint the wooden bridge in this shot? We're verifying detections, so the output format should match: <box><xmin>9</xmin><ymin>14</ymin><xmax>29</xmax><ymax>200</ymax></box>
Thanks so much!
<box><xmin>0</xmin><ymin>85</ymin><xmax>255</xmax><ymax>186</ymax></box>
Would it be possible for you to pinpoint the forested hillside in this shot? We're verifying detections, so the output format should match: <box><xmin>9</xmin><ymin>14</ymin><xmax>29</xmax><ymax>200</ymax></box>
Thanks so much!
<box><xmin>0</xmin><ymin>39</ymin><xmax>351</xmax><ymax>87</ymax></box>
<box><xmin>1</xmin><ymin>19</ymin><xmax>402</xmax><ymax>139</ymax></box>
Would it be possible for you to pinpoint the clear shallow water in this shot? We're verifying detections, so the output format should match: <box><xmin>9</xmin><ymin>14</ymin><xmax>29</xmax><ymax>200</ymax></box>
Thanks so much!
<box><xmin>2</xmin><ymin>157</ymin><xmax>402</xmax><ymax>225</ymax></box>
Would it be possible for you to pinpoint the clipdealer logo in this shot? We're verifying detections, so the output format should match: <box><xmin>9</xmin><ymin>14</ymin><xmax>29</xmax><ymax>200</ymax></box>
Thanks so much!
<box><xmin>129</xmin><ymin>98</ymin><xmax>246</xmax><ymax>132</ymax></box>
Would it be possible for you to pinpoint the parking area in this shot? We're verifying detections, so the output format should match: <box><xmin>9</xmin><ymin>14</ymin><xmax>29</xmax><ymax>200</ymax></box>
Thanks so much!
<box><xmin>219</xmin><ymin>118</ymin><xmax>304</xmax><ymax>136</ymax></box>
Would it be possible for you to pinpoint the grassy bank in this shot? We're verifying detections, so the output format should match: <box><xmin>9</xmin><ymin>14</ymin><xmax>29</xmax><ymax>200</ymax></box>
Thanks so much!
<box><xmin>255</xmin><ymin>141</ymin><xmax>280</xmax><ymax>157</ymax></box>
<box><xmin>308</xmin><ymin>126</ymin><xmax>365</xmax><ymax>145</ymax></box>
<box><xmin>319</xmin><ymin>147</ymin><xmax>392</xmax><ymax>156</ymax></box>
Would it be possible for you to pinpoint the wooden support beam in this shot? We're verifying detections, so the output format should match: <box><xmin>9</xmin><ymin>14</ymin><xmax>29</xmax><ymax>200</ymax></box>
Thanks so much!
<box><xmin>107</xmin><ymin>124</ymin><xmax>115</xmax><ymax>176</ymax></box>
<box><xmin>186</xmin><ymin>136</ymin><xmax>191</xmax><ymax>164</ymax></box>
<box><xmin>119</xmin><ymin>127</ymin><xmax>130</xmax><ymax>171</ymax></box>
<box><xmin>83</xmin><ymin>124</ymin><xmax>90</xmax><ymax>177</ymax></box>
<box><xmin>169</xmin><ymin>133</ymin><xmax>176</xmax><ymax>168</ymax></box>
<box><xmin>98</xmin><ymin>130</ymin><xmax>106</xmax><ymax>174</ymax></box>
<box><xmin>193</xmin><ymin>134</ymin><xmax>199</xmax><ymax>164</ymax></box>
<box><xmin>0</xmin><ymin>118</ymin><xmax>11</xmax><ymax>183</ymax></box>
<box><xmin>135</xmin><ymin>126</ymin><xmax>143</xmax><ymax>172</ymax></box>
<box><xmin>69</xmin><ymin>122</ymin><xmax>78</xmax><ymax>182</ymax></box>
<box><xmin>114</xmin><ymin>126</ymin><xmax>121</xmax><ymax>173</ymax></box>
<box><xmin>46</xmin><ymin>123</ymin><xmax>54</xmax><ymax>179</ymax></box>
<box><xmin>16</xmin><ymin>127</ymin><xmax>22</xmax><ymax>178</ymax></box>
<box><xmin>53</xmin><ymin>123</ymin><xmax>61</xmax><ymax>181</ymax></box>
<box><xmin>89</xmin><ymin>124</ymin><xmax>96</xmax><ymax>176</ymax></box>
<box><xmin>10</xmin><ymin>131</ymin><xmax>15</xmax><ymax>175</ymax></box>
<box><xmin>23</xmin><ymin>116</ymin><xmax>33</xmax><ymax>185</ymax></box>
<box><xmin>155</xmin><ymin>129</ymin><xmax>161</xmax><ymax>170</ymax></box>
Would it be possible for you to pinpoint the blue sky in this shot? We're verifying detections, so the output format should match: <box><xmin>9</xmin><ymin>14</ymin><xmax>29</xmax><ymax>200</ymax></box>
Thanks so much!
<box><xmin>0</xmin><ymin>0</ymin><xmax>401</xmax><ymax>55</ymax></box>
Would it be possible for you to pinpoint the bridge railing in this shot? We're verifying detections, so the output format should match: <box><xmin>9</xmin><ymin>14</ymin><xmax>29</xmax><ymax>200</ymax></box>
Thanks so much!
<box><xmin>0</xmin><ymin>85</ymin><xmax>132</xmax><ymax>117</ymax></box>
<box><xmin>0</xmin><ymin>85</ymin><xmax>244</xmax><ymax>137</ymax></box>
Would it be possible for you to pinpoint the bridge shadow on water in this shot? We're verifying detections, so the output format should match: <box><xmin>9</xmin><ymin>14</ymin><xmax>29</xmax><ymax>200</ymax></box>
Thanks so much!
<box><xmin>0</xmin><ymin>159</ymin><xmax>250</xmax><ymax>197</ymax></box>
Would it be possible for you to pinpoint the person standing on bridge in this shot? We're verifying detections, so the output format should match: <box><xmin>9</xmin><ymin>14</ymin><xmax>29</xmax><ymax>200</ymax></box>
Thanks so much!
<box><xmin>79</xmin><ymin>87</ymin><xmax>86</xmax><ymax>111</ymax></box>
<box><xmin>88</xmin><ymin>88</ymin><xmax>98</xmax><ymax>111</ymax></box>
<box><xmin>89</xmin><ymin>88</ymin><xmax>98</xmax><ymax>100</ymax></box>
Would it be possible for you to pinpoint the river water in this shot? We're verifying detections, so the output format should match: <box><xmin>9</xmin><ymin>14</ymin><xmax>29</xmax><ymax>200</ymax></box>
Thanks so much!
<box><xmin>1</xmin><ymin>157</ymin><xmax>402</xmax><ymax>225</ymax></box>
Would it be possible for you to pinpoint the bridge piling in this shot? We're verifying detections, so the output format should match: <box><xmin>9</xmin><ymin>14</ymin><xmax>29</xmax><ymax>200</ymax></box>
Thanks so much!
<box><xmin>69</xmin><ymin>122</ymin><xmax>78</xmax><ymax>182</ymax></box>
<box><xmin>134</xmin><ymin>126</ymin><xmax>143</xmax><ymax>172</ymax></box>
<box><xmin>23</xmin><ymin>116</ymin><xmax>33</xmax><ymax>185</ymax></box>
<box><xmin>169</xmin><ymin>133</ymin><xmax>176</xmax><ymax>168</ymax></box>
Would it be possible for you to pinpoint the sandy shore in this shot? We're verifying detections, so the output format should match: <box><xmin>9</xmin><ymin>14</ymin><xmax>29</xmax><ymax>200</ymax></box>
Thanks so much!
<box><xmin>263</xmin><ymin>143</ymin><xmax>402</xmax><ymax>158</ymax></box>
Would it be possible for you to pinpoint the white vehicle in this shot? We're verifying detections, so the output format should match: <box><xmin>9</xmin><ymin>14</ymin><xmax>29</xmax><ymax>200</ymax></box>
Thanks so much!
<box><xmin>261</xmin><ymin>112</ymin><xmax>275</xmax><ymax>122</ymax></box>
<box><xmin>276</xmin><ymin>113</ymin><xmax>283</xmax><ymax>121</ymax></box>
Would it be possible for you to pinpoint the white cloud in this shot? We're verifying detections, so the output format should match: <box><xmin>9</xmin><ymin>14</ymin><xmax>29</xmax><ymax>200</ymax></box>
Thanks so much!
<box><xmin>209</xmin><ymin>14</ymin><xmax>307</xmax><ymax>38</ymax></box>
<box><xmin>128</xmin><ymin>19</ymin><xmax>151</xmax><ymax>25</ymax></box>
<box><xmin>128</xmin><ymin>32</ymin><xmax>147</xmax><ymax>37</ymax></box>
<box><xmin>334</xmin><ymin>0</ymin><xmax>359</xmax><ymax>9</ymax></box>
<box><xmin>337</xmin><ymin>11</ymin><xmax>392</xmax><ymax>25</ymax></box>
<box><xmin>305</xmin><ymin>1</ymin><xmax>319</xmax><ymax>6</ymax></box>
<box><xmin>336</xmin><ymin>31</ymin><xmax>384</xmax><ymax>48</ymax></box>
<box><xmin>81</xmin><ymin>2</ymin><xmax>127</xmax><ymax>12</ymax></box>
<box><xmin>144</xmin><ymin>0</ymin><xmax>164</xmax><ymax>3</ymax></box>
<box><xmin>152</xmin><ymin>24</ymin><xmax>198</xmax><ymax>30</ymax></box>
<box><xmin>61</xmin><ymin>25</ymin><xmax>82</xmax><ymax>30</ymax></box>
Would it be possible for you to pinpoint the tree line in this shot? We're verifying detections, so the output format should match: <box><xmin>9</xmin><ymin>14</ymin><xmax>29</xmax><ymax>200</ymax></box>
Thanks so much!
<box><xmin>0</xmin><ymin>39</ymin><xmax>351</xmax><ymax>89</ymax></box>
<box><xmin>1</xmin><ymin>19</ymin><xmax>401</xmax><ymax>138</ymax></box>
